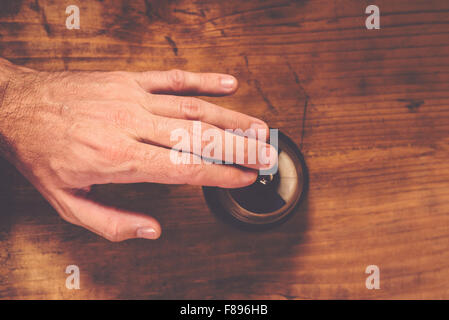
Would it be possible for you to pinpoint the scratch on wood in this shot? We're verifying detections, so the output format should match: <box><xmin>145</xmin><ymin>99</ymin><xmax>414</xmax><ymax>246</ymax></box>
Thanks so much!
<box><xmin>398</xmin><ymin>99</ymin><xmax>424</xmax><ymax>113</ymax></box>
<box><xmin>285</xmin><ymin>60</ymin><xmax>310</xmax><ymax>150</ymax></box>
<box><xmin>29</xmin><ymin>0</ymin><xmax>51</xmax><ymax>36</ymax></box>
<box><xmin>29</xmin><ymin>0</ymin><xmax>40</xmax><ymax>12</ymax></box>
<box><xmin>331</xmin><ymin>0</ymin><xmax>339</xmax><ymax>22</ymax></box>
<box><xmin>173</xmin><ymin>8</ymin><xmax>206</xmax><ymax>17</ymax></box>
<box><xmin>204</xmin><ymin>3</ymin><xmax>291</xmax><ymax>26</ymax></box>
<box><xmin>41</xmin><ymin>10</ymin><xmax>51</xmax><ymax>36</ymax></box>
<box><xmin>254</xmin><ymin>79</ymin><xmax>278</xmax><ymax>114</ymax></box>
<box><xmin>285</xmin><ymin>61</ymin><xmax>300</xmax><ymax>84</ymax></box>
<box><xmin>243</xmin><ymin>55</ymin><xmax>249</xmax><ymax>69</ymax></box>
<box><xmin>164</xmin><ymin>36</ymin><xmax>178</xmax><ymax>56</ymax></box>
<box><xmin>300</xmin><ymin>97</ymin><xmax>308</xmax><ymax>150</ymax></box>
<box><xmin>144</xmin><ymin>0</ymin><xmax>162</xmax><ymax>21</ymax></box>
<box><xmin>279</xmin><ymin>293</ymin><xmax>297</xmax><ymax>300</ymax></box>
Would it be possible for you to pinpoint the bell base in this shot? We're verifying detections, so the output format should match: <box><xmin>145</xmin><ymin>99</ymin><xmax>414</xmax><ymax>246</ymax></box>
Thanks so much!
<box><xmin>202</xmin><ymin>130</ymin><xmax>308</xmax><ymax>230</ymax></box>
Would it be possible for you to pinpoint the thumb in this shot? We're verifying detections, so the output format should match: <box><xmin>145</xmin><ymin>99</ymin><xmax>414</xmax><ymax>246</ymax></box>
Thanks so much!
<box><xmin>57</xmin><ymin>190</ymin><xmax>161</xmax><ymax>242</ymax></box>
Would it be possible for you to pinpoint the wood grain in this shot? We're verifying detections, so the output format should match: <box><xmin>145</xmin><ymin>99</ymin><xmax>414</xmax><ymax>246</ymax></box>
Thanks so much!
<box><xmin>0</xmin><ymin>0</ymin><xmax>449</xmax><ymax>299</ymax></box>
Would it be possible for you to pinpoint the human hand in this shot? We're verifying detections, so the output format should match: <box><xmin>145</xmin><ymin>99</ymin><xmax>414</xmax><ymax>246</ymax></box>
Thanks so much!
<box><xmin>0</xmin><ymin>59</ymin><xmax>276</xmax><ymax>241</ymax></box>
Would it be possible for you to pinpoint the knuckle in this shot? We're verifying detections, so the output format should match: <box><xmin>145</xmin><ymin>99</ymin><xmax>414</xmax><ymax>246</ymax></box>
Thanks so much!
<box><xmin>102</xmin><ymin>144</ymin><xmax>126</xmax><ymax>165</ymax></box>
<box><xmin>104</xmin><ymin>141</ymin><xmax>137</xmax><ymax>167</ymax></box>
<box><xmin>103</xmin><ymin>219</ymin><xmax>122</xmax><ymax>242</ymax></box>
<box><xmin>168</xmin><ymin>69</ymin><xmax>186</xmax><ymax>92</ymax></box>
<box><xmin>179</xmin><ymin>97</ymin><xmax>202</xmax><ymax>120</ymax></box>
<box><xmin>143</xmin><ymin>114</ymin><xmax>157</xmax><ymax>138</ymax></box>
<box><xmin>120</xmin><ymin>143</ymin><xmax>137</xmax><ymax>161</ymax></box>
<box><xmin>227</xmin><ymin>117</ymin><xmax>240</xmax><ymax>131</ymax></box>
<box><xmin>179</xmin><ymin>162</ymin><xmax>202</xmax><ymax>184</ymax></box>
<box><xmin>186</xmin><ymin>119</ymin><xmax>201</xmax><ymax>145</ymax></box>
<box><xmin>66</xmin><ymin>121</ymin><xmax>87</xmax><ymax>138</ymax></box>
<box><xmin>56</xmin><ymin>203</ymin><xmax>82</xmax><ymax>226</ymax></box>
<box><xmin>148</xmin><ymin>114</ymin><xmax>167</xmax><ymax>140</ymax></box>
<box><xmin>199</xmin><ymin>73</ymin><xmax>209</xmax><ymax>90</ymax></box>
<box><xmin>58</xmin><ymin>210</ymin><xmax>78</xmax><ymax>225</ymax></box>
<box><xmin>108</xmin><ymin>108</ymin><xmax>133</xmax><ymax>127</ymax></box>
<box><xmin>49</xmin><ymin>160</ymin><xmax>75</xmax><ymax>187</ymax></box>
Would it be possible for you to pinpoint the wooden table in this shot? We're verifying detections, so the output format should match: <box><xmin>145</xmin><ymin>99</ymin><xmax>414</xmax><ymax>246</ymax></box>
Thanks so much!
<box><xmin>0</xmin><ymin>0</ymin><xmax>448</xmax><ymax>299</ymax></box>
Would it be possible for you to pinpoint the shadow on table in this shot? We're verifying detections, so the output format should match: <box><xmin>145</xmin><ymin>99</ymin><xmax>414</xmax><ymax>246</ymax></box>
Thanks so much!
<box><xmin>0</xmin><ymin>156</ymin><xmax>309</xmax><ymax>299</ymax></box>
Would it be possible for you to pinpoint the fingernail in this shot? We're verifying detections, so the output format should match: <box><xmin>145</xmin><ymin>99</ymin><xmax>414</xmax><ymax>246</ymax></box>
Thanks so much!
<box><xmin>136</xmin><ymin>227</ymin><xmax>158</xmax><ymax>240</ymax></box>
<box><xmin>220</xmin><ymin>76</ymin><xmax>236</xmax><ymax>89</ymax></box>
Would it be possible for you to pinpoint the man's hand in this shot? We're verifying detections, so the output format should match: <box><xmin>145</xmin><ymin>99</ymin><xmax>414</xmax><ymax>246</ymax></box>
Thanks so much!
<box><xmin>0</xmin><ymin>58</ymin><xmax>275</xmax><ymax>242</ymax></box>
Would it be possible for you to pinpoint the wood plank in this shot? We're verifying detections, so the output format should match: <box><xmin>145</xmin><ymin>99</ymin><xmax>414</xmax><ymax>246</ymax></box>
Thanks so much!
<box><xmin>0</xmin><ymin>0</ymin><xmax>448</xmax><ymax>299</ymax></box>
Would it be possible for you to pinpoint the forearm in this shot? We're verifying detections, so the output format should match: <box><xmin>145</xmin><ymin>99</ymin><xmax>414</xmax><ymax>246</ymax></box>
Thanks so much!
<box><xmin>0</xmin><ymin>58</ymin><xmax>17</xmax><ymax>160</ymax></box>
<box><xmin>0</xmin><ymin>58</ymin><xmax>13</xmax><ymax>108</ymax></box>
